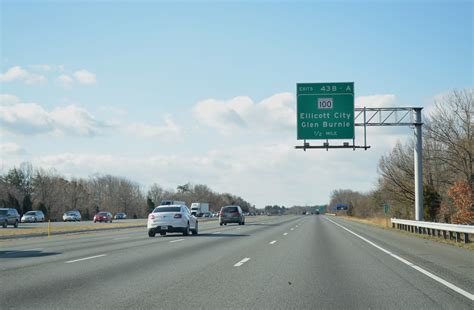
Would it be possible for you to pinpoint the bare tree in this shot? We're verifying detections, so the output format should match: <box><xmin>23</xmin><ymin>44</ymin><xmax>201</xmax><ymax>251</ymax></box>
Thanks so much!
<box><xmin>425</xmin><ymin>89</ymin><xmax>473</xmax><ymax>189</ymax></box>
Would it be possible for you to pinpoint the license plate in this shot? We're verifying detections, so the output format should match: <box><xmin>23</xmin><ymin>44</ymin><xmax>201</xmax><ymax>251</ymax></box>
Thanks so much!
<box><xmin>161</xmin><ymin>226</ymin><xmax>168</xmax><ymax>230</ymax></box>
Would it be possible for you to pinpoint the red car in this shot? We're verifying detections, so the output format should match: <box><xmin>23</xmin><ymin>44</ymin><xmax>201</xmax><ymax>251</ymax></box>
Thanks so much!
<box><xmin>93</xmin><ymin>212</ymin><xmax>113</xmax><ymax>223</ymax></box>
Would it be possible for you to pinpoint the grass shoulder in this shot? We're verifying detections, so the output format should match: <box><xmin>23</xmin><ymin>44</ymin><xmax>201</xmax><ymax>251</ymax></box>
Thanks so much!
<box><xmin>338</xmin><ymin>215</ymin><xmax>474</xmax><ymax>251</ymax></box>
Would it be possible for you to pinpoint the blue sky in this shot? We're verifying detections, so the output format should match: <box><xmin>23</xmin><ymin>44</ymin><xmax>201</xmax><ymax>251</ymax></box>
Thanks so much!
<box><xmin>1</xmin><ymin>0</ymin><xmax>472</xmax><ymax>207</ymax></box>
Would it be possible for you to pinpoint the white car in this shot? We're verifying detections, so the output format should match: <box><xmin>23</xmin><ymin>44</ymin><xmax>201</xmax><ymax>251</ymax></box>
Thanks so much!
<box><xmin>63</xmin><ymin>211</ymin><xmax>81</xmax><ymax>222</ymax></box>
<box><xmin>147</xmin><ymin>205</ymin><xmax>198</xmax><ymax>237</ymax></box>
<box><xmin>21</xmin><ymin>211</ymin><xmax>45</xmax><ymax>223</ymax></box>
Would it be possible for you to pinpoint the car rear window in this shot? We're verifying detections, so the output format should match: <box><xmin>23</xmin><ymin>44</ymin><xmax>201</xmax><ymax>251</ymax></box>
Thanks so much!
<box><xmin>223</xmin><ymin>207</ymin><xmax>238</xmax><ymax>212</ymax></box>
<box><xmin>0</xmin><ymin>210</ymin><xmax>7</xmax><ymax>215</ymax></box>
<box><xmin>154</xmin><ymin>207</ymin><xmax>181</xmax><ymax>213</ymax></box>
<box><xmin>25</xmin><ymin>211</ymin><xmax>36</xmax><ymax>215</ymax></box>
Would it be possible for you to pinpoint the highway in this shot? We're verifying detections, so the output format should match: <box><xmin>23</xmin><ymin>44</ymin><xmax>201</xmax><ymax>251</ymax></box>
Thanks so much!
<box><xmin>1</xmin><ymin>215</ymin><xmax>472</xmax><ymax>309</ymax></box>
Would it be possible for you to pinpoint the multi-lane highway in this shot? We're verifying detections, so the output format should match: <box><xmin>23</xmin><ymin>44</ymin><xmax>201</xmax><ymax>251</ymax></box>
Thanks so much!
<box><xmin>1</xmin><ymin>215</ymin><xmax>472</xmax><ymax>309</ymax></box>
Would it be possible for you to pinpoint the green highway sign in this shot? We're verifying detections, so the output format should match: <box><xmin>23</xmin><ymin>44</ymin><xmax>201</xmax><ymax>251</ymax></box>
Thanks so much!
<box><xmin>297</xmin><ymin>82</ymin><xmax>354</xmax><ymax>140</ymax></box>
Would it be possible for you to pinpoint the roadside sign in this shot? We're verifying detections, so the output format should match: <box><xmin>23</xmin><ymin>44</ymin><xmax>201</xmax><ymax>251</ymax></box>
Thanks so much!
<box><xmin>336</xmin><ymin>203</ymin><xmax>349</xmax><ymax>211</ymax></box>
<box><xmin>383</xmin><ymin>203</ymin><xmax>390</xmax><ymax>214</ymax></box>
<box><xmin>297</xmin><ymin>82</ymin><xmax>354</xmax><ymax>140</ymax></box>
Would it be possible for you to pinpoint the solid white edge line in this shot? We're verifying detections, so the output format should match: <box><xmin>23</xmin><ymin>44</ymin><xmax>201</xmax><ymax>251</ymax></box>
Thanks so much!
<box><xmin>65</xmin><ymin>254</ymin><xmax>107</xmax><ymax>264</ymax></box>
<box><xmin>269</xmin><ymin>240</ymin><xmax>277</xmax><ymax>245</ymax></box>
<box><xmin>326</xmin><ymin>217</ymin><xmax>474</xmax><ymax>301</ymax></box>
<box><xmin>234</xmin><ymin>257</ymin><xmax>251</xmax><ymax>267</ymax></box>
<box><xmin>169</xmin><ymin>239</ymin><xmax>185</xmax><ymax>243</ymax></box>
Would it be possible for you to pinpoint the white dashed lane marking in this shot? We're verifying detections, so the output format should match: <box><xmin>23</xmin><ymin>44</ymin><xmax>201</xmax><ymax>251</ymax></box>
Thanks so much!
<box><xmin>65</xmin><ymin>254</ymin><xmax>107</xmax><ymax>264</ymax></box>
<box><xmin>234</xmin><ymin>257</ymin><xmax>251</xmax><ymax>267</ymax></box>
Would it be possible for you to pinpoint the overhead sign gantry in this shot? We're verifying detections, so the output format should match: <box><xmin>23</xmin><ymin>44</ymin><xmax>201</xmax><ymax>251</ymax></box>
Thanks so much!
<box><xmin>295</xmin><ymin>82</ymin><xmax>424</xmax><ymax>221</ymax></box>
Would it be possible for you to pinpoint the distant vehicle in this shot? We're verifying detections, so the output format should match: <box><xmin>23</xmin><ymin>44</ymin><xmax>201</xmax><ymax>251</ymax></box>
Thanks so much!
<box><xmin>63</xmin><ymin>211</ymin><xmax>81</xmax><ymax>222</ymax></box>
<box><xmin>114</xmin><ymin>212</ymin><xmax>127</xmax><ymax>220</ymax></box>
<box><xmin>191</xmin><ymin>202</ymin><xmax>209</xmax><ymax>217</ymax></box>
<box><xmin>21</xmin><ymin>210</ymin><xmax>45</xmax><ymax>223</ymax></box>
<box><xmin>202</xmin><ymin>212</ymin><xmax>212</xmax><ymax>218</ymax></box>
<box><xmin>160</xmin><ymin>200</ymin><xmax>185</xmax><ymax>206</ymax></box>
<box><xmin>219</xmin><ymin>205</ymin><xmax>245</xmax><ymax>226</ymax></box>
<box><xmin>147</xmin><ymin>205</ymin><xmax>198</xmax><ymax>237</ymax></box>
<box><xmin>93</xmin><ymin>212</ymin><xmax>113</xmax><ymax>223</ymax></box>
<box><xmin>0</xmin><ymin>208</ymin><xmax>20</xmax><ymax>228</ymax></box>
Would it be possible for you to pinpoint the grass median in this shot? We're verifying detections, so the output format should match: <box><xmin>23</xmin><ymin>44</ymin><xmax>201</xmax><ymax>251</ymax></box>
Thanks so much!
<box><xmin>0</xmin><ymin>220</ymin><xmax>147</xmax><ymax>238</ymax></box>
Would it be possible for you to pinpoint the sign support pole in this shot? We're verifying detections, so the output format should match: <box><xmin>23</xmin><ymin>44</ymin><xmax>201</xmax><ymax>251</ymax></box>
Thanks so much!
<box><xmin>414</xmin><ymin>108</ymin><xmax>424</xmax><ymax>221</ymax></box>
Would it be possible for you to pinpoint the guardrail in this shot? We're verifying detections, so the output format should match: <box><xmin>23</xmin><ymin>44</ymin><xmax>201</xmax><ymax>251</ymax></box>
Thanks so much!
<box><xmin>391</xmin><ymin>218</ymin><xmax>474</xmax><ymax>243</ymax></box>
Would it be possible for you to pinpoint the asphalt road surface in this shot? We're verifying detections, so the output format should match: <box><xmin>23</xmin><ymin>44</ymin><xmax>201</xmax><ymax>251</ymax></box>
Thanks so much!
<box><xmin>1</xmin><ymin>215</ymin><xmax>472</xmax><ymax>309</ymax></box>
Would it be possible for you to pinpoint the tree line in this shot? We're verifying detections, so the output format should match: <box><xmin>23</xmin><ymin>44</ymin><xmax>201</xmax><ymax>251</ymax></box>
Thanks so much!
<box><xmin>0</xmin><ymin>165</ymin><xmax>253</xmax><ymax>220</ymax></box>
<box><xmin>328</xmin><ymin>89</ymin><xmax>473</xmax><ymax>224</ymax></box>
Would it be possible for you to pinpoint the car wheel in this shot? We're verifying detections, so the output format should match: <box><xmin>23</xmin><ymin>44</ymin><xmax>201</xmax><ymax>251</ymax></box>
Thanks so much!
<box><xmin>148</xmin><ymin>229</ymin><xmax>156</xmax><ymax>237</ymax></box>
<box><xmin>192</xmin><ymin>222</ymin><xmax>198</xmax><ymax>235</ymax></box>
<box><xmin>34</xmin><ymin>218</ymin><xmax>37</xmax><ymax>223</ymax></box>
<box><xmin>14</xmin><ymin>220</ymin><xmax>18</xmax><ymax>228</ymax></box>
<box><xmin>160</xmin><ymin>232</ymin><xmax>166</xmax><ymax>236</ymax></box>
<box><xmin>224</xmin><ymin>223</ymin><xmax>227</xmax><ymax>225</ymax></box>
<box><xmin>183</xmin><ymin>223</ymin><xmax>190</xmax><ymax>236</ymax></box>
<box><xmin>220</xmin><ymin>222</ymin><xmax>223</xmax><ymax>226</ymax></box>
<box><xmin>238</xmin><ymin>222</ymin><xmax>242</xmax><ymax>225</ymax></box>
<box><xmin>110</xmin><ymin>220</ymin><xmax>113</xmax><ymax>223</ymax></box>
<box><xmin>3</xmin><ymin>221</ymin><xmax>7</xmax><ymax>228</ymax></box>
<box><xmin>94</xmin><ymin>220</ymin><xmax>96</xmax><ymax>223</ymax></box>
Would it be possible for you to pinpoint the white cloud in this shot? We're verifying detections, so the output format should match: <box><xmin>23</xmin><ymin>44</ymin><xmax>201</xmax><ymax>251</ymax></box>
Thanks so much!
<box><xmin>0</xmin><ymin>95</ymin><xmax>182</xmax><ymax>140</ymax></box>
<box><xmin>0</xmin><ymin>102</ymin><xmax>54</xmax><ymax>134</ymax></box>
<box><xmin>0</xmin><ymin>96</ymin><xmax>105</xmax><ymax>136</ymax></box>
<box><xmin>123</xmin><ymin>115</ymin><xmax>182</xmax><ymax>140</ymax></box>
<box><xmin>50</xmin><ymin>105</ymin><xmax>106</xmax><ymax>136</ymax></box>
<box><xmin>0</xmin><ymin>94</ymin><xmax>21</xmax><ymax>106</ymax></box>
<box><xmin>73</xmin><ymin>69</ymin><xmax>97</xmax><ymax>84</ymax></box>
<box><xmin>0</xmin><ymin>142</ymin><xmax>25</xmax><ymax>156</ymax></box>
<box><xmin>194</xmin><ymin>93</ymin><xmax>401</xmax><ymax>136</ymax></box>
<box><xmin>356</xmin><ymin>94</ymin><xmax>397</xmax><ymax>108</ymax></box>
<box><xmin>0</xmin><ymin>66</ymin><xmax>46</xmax><ymax>84</ymax></box>
<box><xmin>56</xmin><ymin>74</ymin><xmax>74</xmax><ymax>87</ymax></box>
<box><xmin>193</xmin><ymin>92</ymin><xmax>295</xmax><ymax>134</ymax></box>
<box><xmin>0</xmin><ymin>66</ymin><xmax>28</xmax><ymax>81</ymax></box>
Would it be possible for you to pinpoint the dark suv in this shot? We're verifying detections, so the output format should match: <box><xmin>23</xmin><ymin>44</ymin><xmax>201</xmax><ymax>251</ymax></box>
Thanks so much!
<box><xmin>0</xmin><ymin>208</ymin><xmax>20</xmax><ymax>228</ymax></box>
<box><xmin>219</xmin><ymin>205</ymin><xmax>245</xmax><ymax>226</ymax></box>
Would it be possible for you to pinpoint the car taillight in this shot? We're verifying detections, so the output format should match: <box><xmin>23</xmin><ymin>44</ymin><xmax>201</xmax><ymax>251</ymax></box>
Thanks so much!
<box><xmin>148</xmin><ymin>214</ymin><xmax>155</xmax><ymax>220</ymax></box>
<box><xmin>174</xmin><ymin>213</ymin><xmax>182</xmax><ymax>218</ymax></box>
